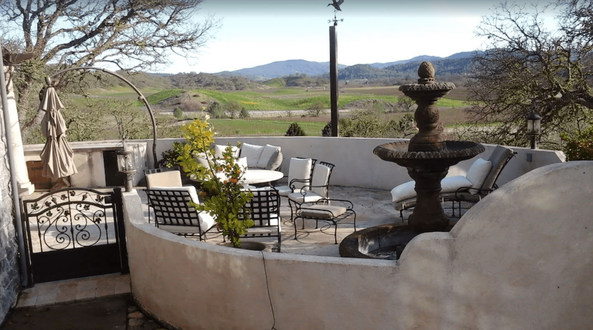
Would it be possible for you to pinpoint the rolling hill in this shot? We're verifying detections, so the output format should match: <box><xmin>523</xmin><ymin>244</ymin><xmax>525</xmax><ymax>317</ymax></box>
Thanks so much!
<box><xmin>215</xmin><ymin>51</ymin><xmax>480</xmax><ymax>80</ymax></box>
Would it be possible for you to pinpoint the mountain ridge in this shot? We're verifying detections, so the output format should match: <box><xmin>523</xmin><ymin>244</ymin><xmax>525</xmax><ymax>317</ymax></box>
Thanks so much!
<box><xmin>214</xmin><ymin>51</ymin><xmax>479</xmax><ymax>80</ymax></box>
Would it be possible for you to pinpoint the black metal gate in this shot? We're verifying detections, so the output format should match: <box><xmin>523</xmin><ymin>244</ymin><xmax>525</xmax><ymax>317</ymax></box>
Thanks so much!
<box><xmin>21</xmin><ymin>187</ymin><xmax>128</xmax><ymax>286</ymax></box>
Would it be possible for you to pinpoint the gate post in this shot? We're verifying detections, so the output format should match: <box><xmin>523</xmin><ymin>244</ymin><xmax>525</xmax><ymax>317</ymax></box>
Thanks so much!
<box><xmin>113</xmin><ymin>188</ymin><xmax>129</xmax><ymax>274</ymax></box>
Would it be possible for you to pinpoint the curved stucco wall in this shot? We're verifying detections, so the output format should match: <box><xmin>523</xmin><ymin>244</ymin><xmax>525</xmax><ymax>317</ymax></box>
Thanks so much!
<box><xmin>148</xmin><ymin>137</ymin><xmax>565</xmax><ymax>190</ymax></box>
<box><xmin>123</xmin><ymin>161</ymin><xmax>593</xmax><ymax>330</ymax></box>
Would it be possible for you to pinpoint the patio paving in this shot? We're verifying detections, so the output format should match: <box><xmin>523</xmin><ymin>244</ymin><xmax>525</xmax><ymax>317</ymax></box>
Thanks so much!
<box><xmin>137</xmin><ymin>185</ymin><xmax>467</xmax><ymax>257</ymax></box>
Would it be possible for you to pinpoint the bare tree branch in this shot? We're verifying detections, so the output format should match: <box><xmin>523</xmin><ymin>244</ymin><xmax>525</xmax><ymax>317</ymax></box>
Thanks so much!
<box><xmin>467</xmin><ymin>1</ymin><xmax>593</xmax><ymax>148</ymax></box>
<box><xmin>0</xmin><ymin>0</ymin><xmax>221</xmax><ymax>132</ymax></box>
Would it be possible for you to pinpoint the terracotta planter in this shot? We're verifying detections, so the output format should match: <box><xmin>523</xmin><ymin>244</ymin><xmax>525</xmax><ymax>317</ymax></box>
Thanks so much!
<box><xmin>221</xmin><ymin>241</ymin><xmax>270</xmax><ymax>252</ymax></box>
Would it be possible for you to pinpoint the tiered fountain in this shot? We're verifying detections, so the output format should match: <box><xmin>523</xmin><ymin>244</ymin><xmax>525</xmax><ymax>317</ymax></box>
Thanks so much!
<box><xmin>340</xmin><ymin>61</ymin><xmax>484</xmax><ymax>259</ymax></box>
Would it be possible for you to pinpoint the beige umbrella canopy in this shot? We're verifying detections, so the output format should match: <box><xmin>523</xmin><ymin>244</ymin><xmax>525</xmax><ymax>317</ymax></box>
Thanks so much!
<box><xmin>40</xmin><ymin>85</ymin><xmax>78</xmax><ymax>190</ymax></box>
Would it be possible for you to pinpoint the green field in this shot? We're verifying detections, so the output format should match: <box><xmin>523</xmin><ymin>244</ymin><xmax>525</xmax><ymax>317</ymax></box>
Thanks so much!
<box><xmin>209</xmin><ymin>119</ymin><xmax>327</xmax><ymax>136</ymax></box>
<box><xmin>85</xmin><ymin>85</ymin><xmax>470</xmax><ymax>111</ymax></box>
<box><xmin>73</xmin><ymin>85</ymin><xmax>472</xmax><ymax>139</ymax></box>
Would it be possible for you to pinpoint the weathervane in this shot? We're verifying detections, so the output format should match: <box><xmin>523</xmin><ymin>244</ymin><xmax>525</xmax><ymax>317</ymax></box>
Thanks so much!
<box><xmin>327</xmin><ymin>0</ymin><xmax>344</xmax><ymax>25</ymax></box>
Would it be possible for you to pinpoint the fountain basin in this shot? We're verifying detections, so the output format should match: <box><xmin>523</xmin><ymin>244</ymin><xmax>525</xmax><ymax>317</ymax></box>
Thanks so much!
<box><xmin>373</xmin><ymin>140</ymin><xmax>485</xmax><ymax>169</ymax></box>
<box><xmin>339</xmin><ymin>224</ymin><xmax>420</xmax><ymax>260</ymax></box>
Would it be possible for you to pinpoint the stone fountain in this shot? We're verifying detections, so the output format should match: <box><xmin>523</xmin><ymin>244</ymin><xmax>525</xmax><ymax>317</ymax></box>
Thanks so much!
<box><xmin>340</xmin><ymin>61</ymin><xmax>484</xmax><ymax>259</ymax></box>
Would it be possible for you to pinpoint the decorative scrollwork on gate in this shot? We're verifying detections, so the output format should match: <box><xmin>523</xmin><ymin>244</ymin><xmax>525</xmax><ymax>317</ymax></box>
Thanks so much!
<box><xmin>23</xmin><ymin>188</ymin><xmax>115</xmax><ymax>252</ymax></box>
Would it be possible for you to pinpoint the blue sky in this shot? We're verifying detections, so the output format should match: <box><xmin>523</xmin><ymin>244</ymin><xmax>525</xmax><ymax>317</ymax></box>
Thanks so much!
<box><xmin>162</xmin><ymin>0</ymin><xmax>557</xmax><ymax>74</ymax></box>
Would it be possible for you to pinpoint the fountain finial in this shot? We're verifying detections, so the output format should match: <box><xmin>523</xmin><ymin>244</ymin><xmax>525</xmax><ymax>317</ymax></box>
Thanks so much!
<box><xmin>418</xmin><ymin>61</ymin><xmax>435</xmax><ymax>84</ymax></box>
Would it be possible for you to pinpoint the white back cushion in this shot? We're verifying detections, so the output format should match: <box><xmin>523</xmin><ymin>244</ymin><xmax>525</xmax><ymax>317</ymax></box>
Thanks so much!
<box><xmin>466</xmin><ymin>158</ymin><xmax>492</xmax><ymax>194</ymax></box>
<box><xmin>194</xmin><ymin>152</ymin><xmax>210</xmax><ymax>168</ymax></box>
<box><xmin>240</xmin><ymin>143</ymin><xmax>265</xmax><ymax>168</ymax></box>
<box><xmin>257</xmin><ymin>144</ymin><xmax>281</xmax><ymax>169</ymax></box>
<box><xmin>311</xmin><ymin>164</ymin><xmax>331</xmax><ymax>197</ymax></box>
<box><xmin>237</xmin><ymin>157</ymin><xmax>248</xmax><ymax>173</ymax></box>
<box><xmin>214</xmin><ymin>144</ymin><xmax>240</xmax><ymax>158</ymax></box>
<box><xmin>288</xmin><ymin>158</ymin><xmax>312</xmax><ymax>190</ymax></box>
<box><xmin>146</xmin><ymin>171</ymin><xmax>182</xmax><ymax>189</ymax></box>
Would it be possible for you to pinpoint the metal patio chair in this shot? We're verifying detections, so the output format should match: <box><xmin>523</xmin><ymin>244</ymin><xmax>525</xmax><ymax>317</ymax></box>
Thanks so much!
<box><xmin>240</xmin><ymin>186</ymin><xmax>282</xmax><ymax>252</ymax></box>
<box><xmin>144</xmin><ymin>186</ymin><xmax>216</xmax><ymax>240</ymax></box>
<box><xmin>391</xmin><ymin>145</ymin><xmax>516</xmax><ymax>219</ymax></box>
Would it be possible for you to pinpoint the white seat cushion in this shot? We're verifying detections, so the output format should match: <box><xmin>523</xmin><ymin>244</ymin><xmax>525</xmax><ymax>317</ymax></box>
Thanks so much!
<box><xmin>197</xmin><ymin>211</ymin><xmax>216</xmax><ymax>232</ymax></box>
<box><xmin>240</xmin><ymin>143</ymin><xmax>265</xmax><ymax>168</ymax></box>
<box><xmin>275</xmin><ymin>186</ymin><xmax>293</xmax><ymax>196</ymax></box>
<box><xmin>300</xmin><ymin>205</ymin><xmax>347</xmax><ymax>219</ymax></box>
<box><xmin>288</xmin><ymin>191</ymin><xmax>324</xmax><ymax>203</ymax></box>
<box><xmin>390</xmin><ymin>176</ymin><xmax>473</xmax><ymax>203</ymax></box>
<box><xmin>466</xmin><ymin>158</ymin><xmax>492</xmax><ymax>194</ymax></box>
<box><xmin>390</xmin><ymin>181</ymin><xmax>416</xmax><ymax>203</ymax></box>
<box><xmin>441</xmin><ymin>175</ymin><xmax>473</xmax><ymax>193</ymax></box>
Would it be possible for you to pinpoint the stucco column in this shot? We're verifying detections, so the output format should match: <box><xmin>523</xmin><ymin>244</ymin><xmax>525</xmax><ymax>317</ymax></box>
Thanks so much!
<box><xmin>2</xmin><ymin>66</ymin><xmax>34</xmax><ymax>195</ymax></box>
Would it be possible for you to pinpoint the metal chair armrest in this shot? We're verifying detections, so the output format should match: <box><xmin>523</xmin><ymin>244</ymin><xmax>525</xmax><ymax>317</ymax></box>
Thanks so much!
<box><xmin>312</xmin><ymin>198</ymin><xmax>354</xmax><ymax>209</ymax></box>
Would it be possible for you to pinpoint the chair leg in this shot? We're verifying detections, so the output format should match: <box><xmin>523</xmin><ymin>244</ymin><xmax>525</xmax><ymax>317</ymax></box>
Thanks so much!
<box><xmin>333</xmin><ymin>221</ymin><xmax>338</xmax><ymax>244</ymax></box>
<box><xmin>451</xmin><ymin>200</ymin><xmax>456</xmax><ymax>217</ymax></box>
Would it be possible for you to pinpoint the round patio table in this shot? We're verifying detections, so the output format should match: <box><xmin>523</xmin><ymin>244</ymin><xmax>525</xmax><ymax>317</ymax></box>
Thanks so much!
<box><xmin>241</xmin><ymin>170</ymin><xmax>284</xmax><ymax>185</ymax></box>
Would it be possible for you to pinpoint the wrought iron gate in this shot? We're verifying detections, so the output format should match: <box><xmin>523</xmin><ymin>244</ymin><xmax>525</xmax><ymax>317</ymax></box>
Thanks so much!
<box><xmin>21</xmin><ymin>187</ymin><xmax>128</xmax><ymax>286</ymax></box>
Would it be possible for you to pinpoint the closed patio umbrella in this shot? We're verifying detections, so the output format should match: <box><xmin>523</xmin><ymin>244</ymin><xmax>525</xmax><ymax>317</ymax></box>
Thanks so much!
<box><xmin>40</xmin><ymin>84</ymin><xmax>77</xmax><ymax>190</ymax></box>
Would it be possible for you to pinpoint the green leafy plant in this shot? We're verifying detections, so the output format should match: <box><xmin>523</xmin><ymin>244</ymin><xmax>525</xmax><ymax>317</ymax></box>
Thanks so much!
<box><xmin>157</xmin><ymin>141</ymin><xmax>186</xmax><ymax>168</ymax></box>
<box><xmin>173</xmin><ymin>107</ymin><xmax>183</xmax><ymax>119</ymax></box>
<box><xmin>561</xmin><ymin>126</ymin><xmax>593</xmax><ymax>161</ymax></box>
<box><xmin>285</xmin><ymin>122</ymin><xmax>306</xmax><ymax>136</ymax></box>
<box><xmin>239</xmin><ymin>107</ymin><xmax>250</xmax><ymax>119</ymax></box>
<box><xmin>322</xmin><ymin>122</ymin><xmax>332</xmax><ymax>137</ymax></box>
<box><xmin>196</xmin><ymin>146</ymin><xmax>254</xmax><ymax>248</ymax></box>
<box><xmin>177</xmin><ymin>118</ymin><xmax>216</xmax><ymax>182</ymax></box>
<box><xmin>177</xmin><ymin>118</ymin><xmax>254</xmax><ymax>247</ymax></box>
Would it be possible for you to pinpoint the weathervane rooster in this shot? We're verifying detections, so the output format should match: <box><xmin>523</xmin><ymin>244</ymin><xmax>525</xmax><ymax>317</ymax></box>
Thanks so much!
<box><xmin>328</xmin><ymin>0</ymin><xmax>344</xmax><ymax>25</ymax></box>
<box><xmin>327</xmin><ymin>0</ymin><xmax>344</xmax><ymax>12</ymax></box>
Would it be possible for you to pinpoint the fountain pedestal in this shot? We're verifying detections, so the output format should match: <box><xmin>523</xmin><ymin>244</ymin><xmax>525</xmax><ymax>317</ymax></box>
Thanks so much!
<box><xmin>406</xmin><ymin>166</ymin><xmax>449</xmax><ymax>232</ymax></box>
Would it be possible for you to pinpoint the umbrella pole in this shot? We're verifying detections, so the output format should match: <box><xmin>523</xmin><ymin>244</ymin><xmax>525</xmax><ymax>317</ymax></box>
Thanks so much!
<box><xmin>0</xmin><ymin>45</ymin><xmax>29</xmax><ymax>286</ymax></box>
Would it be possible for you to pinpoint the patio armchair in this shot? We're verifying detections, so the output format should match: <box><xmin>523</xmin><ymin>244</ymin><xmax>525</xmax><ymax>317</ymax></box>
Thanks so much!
<box><xmin>275</xmin><ymin>157</ymin><xmax>316</xmax><ymax>196</ymax></box>
<box><xmin>239</xmin><ymin>186</ymin><xmax>282</xmax><ymax>252</ymax></box>
<box><xmin>292</xmin><ymin>198</ymin><xmax>357</xmax><ymax>244</ymax></box>
<box><xmin>286</xmin><ymin>161</ymin><xmax>356</xmax><ymax>243</ymax></box>
<box><xmin>144</xmin><ymin>186</ymin><xmax>216</xmax><ymax>240</ymax></box>
<box><xmin>287</xmin><ymin>161</ymin><xmax>335</xmax><ymax>221</ymax></box>
<box><xmin>390</xmin><ymin>145</ymin><xmax>516</xmax><ymax>219</ymax></box>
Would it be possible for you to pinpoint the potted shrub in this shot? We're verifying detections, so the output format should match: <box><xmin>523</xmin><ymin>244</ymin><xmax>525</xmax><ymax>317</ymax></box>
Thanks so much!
<box><xmin>178</xmin><ymin>118</ymin><xmax>256</xmax><ymax>249</ymax></box>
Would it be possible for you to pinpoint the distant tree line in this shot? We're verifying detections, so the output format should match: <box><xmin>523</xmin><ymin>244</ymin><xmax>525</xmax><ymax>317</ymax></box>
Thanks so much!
<box><xmin>169</xmin><ymin>72</ymin><xmax>261</xmax><ymax>90</ymax></box>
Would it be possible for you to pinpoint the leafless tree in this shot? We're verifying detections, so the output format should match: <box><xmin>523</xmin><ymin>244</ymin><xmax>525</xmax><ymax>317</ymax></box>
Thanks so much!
<box><xmin>467</xmin><ymin>0</ymin><xmax>593</xmax><ymax>148</ymax></box>
<box><xmin>0</xmin><ymin>0</ymin><xmax>220</xmax><ymax>133</ymax></box>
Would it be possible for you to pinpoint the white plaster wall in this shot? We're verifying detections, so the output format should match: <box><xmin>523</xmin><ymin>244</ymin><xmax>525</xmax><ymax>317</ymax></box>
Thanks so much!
<box><xmin>24</xmin><ymin>140</ymin><xmax>147</xmax><ymax>188</ymax></box>
<box><xmin>148</xmin><ymin>137</ymin><xmax>565</xmax><ymax>190</ymax></box>
<box><xmin>122</xmin><ymin>161</ymin><xmax>593</xmax><ymax>330</ymax></box>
